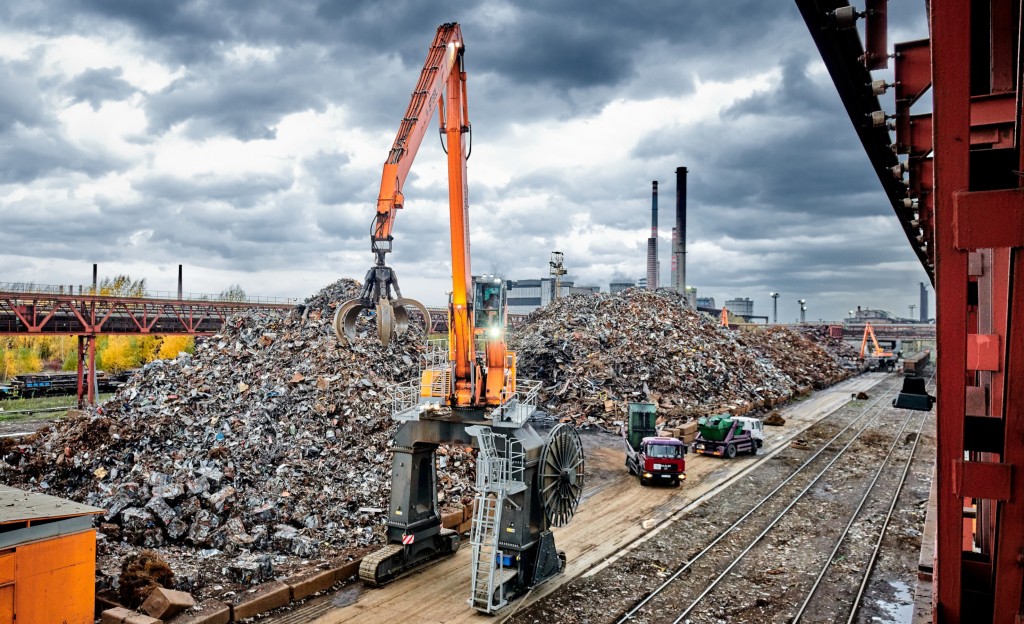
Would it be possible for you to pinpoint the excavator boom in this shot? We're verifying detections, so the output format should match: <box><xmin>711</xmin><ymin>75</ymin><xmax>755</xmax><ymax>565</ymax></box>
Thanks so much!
<box><xmin>334</xmin><ymin>23</ymin><xmax>512</xmax><ymax>410</ymax></box>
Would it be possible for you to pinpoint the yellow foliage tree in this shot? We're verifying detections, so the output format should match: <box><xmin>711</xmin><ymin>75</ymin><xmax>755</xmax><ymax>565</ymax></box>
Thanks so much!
<box><xmin>1</xmin><ymin>349</ymin><xmax>16</xmax><ymax>381</ymax></box>
<box><xmin>100</xmin><ymin>336</ymin><xmax>137</xmax><ymax>373</ymax></box>
<box><xmin>137</xmin><ymin>336</ymin><xmax>162</xmax><ymax>363</ymax></box>
<box><xmin>97</xmin><ymin>275</ymin><xmax>147</xmax><ymax>297</ymax></box>
<box><xmin>158</xmin><ymin>335</ymin><xmax>195</xmax><ymax>359</ymax></box>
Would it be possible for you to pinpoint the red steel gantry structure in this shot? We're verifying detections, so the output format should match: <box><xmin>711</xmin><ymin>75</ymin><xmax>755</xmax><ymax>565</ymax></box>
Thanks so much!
<box><xmin>0</xmin><ymin>285</ymin><xmax>294</xmax><ymax>406</ymax></box>
<box><xmin>797</xmin><ymin>0</ymin><xmax>1024</xmax><ymax>620</ymax></box>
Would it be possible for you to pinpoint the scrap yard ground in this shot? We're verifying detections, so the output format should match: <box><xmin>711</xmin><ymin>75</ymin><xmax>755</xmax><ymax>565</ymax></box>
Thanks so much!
<box><xmin>0</xmin><ymin>286</ymin><xmax>933</xmax><ymax>622</ymax></box>
<box><xmin>262</xmin><ymin>371</ymin><xmax>929</xmax><ymax>623</ymax></box>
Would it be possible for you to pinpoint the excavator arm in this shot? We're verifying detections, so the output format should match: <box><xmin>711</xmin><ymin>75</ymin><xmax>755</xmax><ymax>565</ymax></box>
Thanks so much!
<box><xmin>335</xmin><ymin>23</ymin><xmax>508</xmax><ymax>409</ymax></box>
<box><xmin>334</xmin><ymin>24</ymin><xmax>468</xmax><ymax>345</ymax></box>
<box><xmin>372</xmin><ymin>23</ymin><xmax>467</xmax><ymax>263</ymax></box>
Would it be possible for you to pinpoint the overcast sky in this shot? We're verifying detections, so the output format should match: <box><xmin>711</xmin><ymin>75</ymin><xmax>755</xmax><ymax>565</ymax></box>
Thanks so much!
<box><xmin>0</xmin><ymin>1</ymin><xmax>931</xmax><ymax>322</ymax></box>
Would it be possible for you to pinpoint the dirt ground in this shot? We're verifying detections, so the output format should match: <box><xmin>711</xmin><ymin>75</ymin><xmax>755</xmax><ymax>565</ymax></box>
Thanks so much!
<box><xmin>262</xmin><ymin>373</ymin><xmax>894</xmax><ymax>623</ymax></box>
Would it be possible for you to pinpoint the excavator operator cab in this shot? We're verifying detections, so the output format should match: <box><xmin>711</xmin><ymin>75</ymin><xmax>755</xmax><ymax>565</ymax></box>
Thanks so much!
<box><xmin>473</xmin><ymin>277</ymin><xmax>506</xmax><ymax>333</ymax></box>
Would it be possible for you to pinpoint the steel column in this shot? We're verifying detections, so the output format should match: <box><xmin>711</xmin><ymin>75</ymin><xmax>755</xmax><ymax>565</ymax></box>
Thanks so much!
<box><xmin>86</xmin><ymin>335</ymin><xmax>96</xmax><ymax>405</ymax></box>
<box><xmin>75</xmin><ymin>336</ymin><xmax>85</xmax><ymax>409</ymax></box>
<box><xmin>932</xmin><ymin>0</ymin><xmax>972</xmax><ymax>620</ymax></box>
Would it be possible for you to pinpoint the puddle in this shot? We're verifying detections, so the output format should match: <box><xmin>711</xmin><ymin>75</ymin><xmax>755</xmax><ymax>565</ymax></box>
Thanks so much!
<box><xmin>331</xmin><ymin>584</ymin><xmax>363</xmax><ymax>608</ymax></box>
<box><xmin>872</xmin><ymin>579</ymin><xmax>913</xmax><ymax>622</ymax></box>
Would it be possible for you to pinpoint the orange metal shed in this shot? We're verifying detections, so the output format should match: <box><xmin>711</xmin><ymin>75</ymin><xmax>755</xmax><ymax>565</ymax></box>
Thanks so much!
<box><xmin>0</xmin><ymin>485</ymin><xmax>103</xmax><ymax>624</ymax></box>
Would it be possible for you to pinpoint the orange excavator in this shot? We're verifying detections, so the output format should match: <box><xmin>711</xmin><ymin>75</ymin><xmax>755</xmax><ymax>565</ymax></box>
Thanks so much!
<box><xmin>859</xmin><ymin>322</ymin><xmax>899</xmax><ymax>371</ymax></box>
<box><xmin>335</xmin><ymin>24</ymin><xmax>583</xmax><ymax>613</ymax></box>
<box><xmin>333</xmin><ymin>22</ymin><xmax>510</xmax><ymax>410</ymax></box>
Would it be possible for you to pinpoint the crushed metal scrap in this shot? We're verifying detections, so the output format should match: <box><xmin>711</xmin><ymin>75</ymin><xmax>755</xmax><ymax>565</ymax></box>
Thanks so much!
<box><xmin>508</xmin><ymin>289</ymin><xmax>852</xmax><ymax>427</ymax></box>
<box><xmin>0</xmin><ymin>279</ymin><xmax>476</xmax><ymax>599</ymax></box>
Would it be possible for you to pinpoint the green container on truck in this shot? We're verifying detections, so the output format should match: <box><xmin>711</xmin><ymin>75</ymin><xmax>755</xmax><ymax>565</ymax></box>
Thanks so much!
<box><xmin>697</xmin><ymin>414</ymin><xmax>734</xmax><ymax>442</ymax></box>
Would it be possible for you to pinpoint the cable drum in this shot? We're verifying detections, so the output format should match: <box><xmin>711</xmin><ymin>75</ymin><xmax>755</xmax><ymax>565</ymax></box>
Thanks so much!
<box><xmin>538</xmin><ymin>424</ymin><xmax>585</xmax><ymax>527</ymax></box>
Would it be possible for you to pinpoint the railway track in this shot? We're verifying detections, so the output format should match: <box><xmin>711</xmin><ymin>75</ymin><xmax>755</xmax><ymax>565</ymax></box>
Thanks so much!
<box><xmin>614</xmin><ymin>375</ymin><xmax>930</xmax><ymax>624</ymax></box>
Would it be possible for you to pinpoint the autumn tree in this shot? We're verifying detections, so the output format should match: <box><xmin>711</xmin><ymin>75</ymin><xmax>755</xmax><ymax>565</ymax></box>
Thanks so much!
<box><xmin>219</xmin><ymin>284</ymin><xmax>247</xmax><ymax>302</ymax></box>
<box><xmin>158</xmin><ymin>335</ymin><xmax>195</xmax><ymax>359</ymax></box>
<box><xmin>97</xmin><ymin>275</ymin><xmax>147</xmax><ymax>297</ymax></box>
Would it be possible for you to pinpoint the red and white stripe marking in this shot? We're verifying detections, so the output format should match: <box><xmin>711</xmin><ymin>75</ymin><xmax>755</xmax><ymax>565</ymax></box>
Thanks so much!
<box><xmin>402</xmin><ymin>534</ymin><xmax>414</xmax><ymax>545</ymax></box>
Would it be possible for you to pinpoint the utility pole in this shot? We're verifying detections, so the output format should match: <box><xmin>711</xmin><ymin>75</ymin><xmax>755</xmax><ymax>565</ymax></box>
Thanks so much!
<box><xmin>769</xmin><ymin>292</ymin><xmax>780</xmax><ymax>324</ymax></box>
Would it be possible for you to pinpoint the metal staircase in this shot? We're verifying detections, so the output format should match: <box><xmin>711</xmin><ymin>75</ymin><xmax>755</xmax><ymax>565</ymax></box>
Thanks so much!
<box><xmin>466</xmin><ymin>426</ymin><xmax>525</xmax><ymax>613</ymax></box>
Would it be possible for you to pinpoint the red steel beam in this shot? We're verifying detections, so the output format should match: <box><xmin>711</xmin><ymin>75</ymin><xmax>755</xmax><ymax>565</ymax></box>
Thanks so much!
<box><xmin>993</xmin><ymin>250</ymin><xmax>1024</xmax><ymax>620</ymax></box>
<box><xmin>0</xmin><ymin>291</ymin><xmax>292</xmax><ymax>336</ymax></box>
<box><xmin>932</xmin><ymin>0</ymin><xmax>972</xmax><ymax>620</ymax></box>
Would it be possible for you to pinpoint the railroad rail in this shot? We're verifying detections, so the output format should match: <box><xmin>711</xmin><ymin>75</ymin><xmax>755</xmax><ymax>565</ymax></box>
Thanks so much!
<box><xmin>616</xmin><ymin>375</ymin><xmax>927</xmax><ymax>623</ymax></box>
<box><xmin>794</xmin><ymin>390</ymin><xmax>929</xmax><ymax>623</ymax></box>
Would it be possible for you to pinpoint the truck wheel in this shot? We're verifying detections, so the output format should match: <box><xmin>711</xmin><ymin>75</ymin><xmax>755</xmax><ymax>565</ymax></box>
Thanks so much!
<box><xmin>726</xmin><ymin>443</ymin><xmax>737</xmax><ymax>459</ymax></box>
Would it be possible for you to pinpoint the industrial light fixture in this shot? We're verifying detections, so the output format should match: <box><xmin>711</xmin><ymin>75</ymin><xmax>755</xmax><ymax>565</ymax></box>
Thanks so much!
<box><xmin>870</xmin><ymin>80</ymin><xmax>893</xmax><ymax>95</ymax></box>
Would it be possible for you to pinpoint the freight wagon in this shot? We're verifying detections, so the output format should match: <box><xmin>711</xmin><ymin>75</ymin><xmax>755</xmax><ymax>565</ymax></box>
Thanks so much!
<box><xmin>6</xmin><ymin>370</ymin><xmax>129</xmax><ymax>399</ymax></box>
<box><xmin>902</xmin><ymin>350</ymin><xmax>931</xmax><ymax>375</ymax></box>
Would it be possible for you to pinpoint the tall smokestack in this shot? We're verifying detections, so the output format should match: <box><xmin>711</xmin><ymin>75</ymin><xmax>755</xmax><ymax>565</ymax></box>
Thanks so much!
<box><xmin>670</xmin><ymin>227</ymin><xmax>678</xmax><ymax>287</ymax></box>
<box><xmin>178</xmin><ymin>265</ymin><xmax>183</xmax><ymax>299</ymax></box>
<box><xmin>647</xmin><ymin>181</ymin><xmax>658</xmax><ymax>290</ymax></box>
<box><xmin>673</xmin><ymin>167</ymin><xmax>687</xmax><ymax>297</ymax></box>
<box><xmin>920</xmin><ymin>282</ymin><xmax>928</xmax><ymax>322</ymax></box>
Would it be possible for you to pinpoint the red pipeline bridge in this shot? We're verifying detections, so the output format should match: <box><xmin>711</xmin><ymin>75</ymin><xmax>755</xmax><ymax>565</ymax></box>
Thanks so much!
<box><xmin>838</xmin><ymin>323</ymin><xmax>935</xmax><ymax>342</ymax></box>
<box><xmin>0</xmin><ymin>284</ymin><xmax>296</xmax><ymax>336</ymax></box>
<box><xmin>0</xmin><ymin>283</ymin><xmax>297</xmax><ymax>405</ymax></box>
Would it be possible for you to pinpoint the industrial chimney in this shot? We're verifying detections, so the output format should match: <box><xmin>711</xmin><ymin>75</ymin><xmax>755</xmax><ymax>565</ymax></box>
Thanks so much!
<box><xmin>647</xmin><ymin>181</ymin><xmax>658</xmax><ymax>290</ymax></box>
<box><xmin>673</xmin><ymin>167</ymin><xmax>687</xmax><ymax>298</ymax></box>
<box><xmin>920</xmin><ymin>282</ymin><xmax>928</xmax><ymax>322</ymax></box>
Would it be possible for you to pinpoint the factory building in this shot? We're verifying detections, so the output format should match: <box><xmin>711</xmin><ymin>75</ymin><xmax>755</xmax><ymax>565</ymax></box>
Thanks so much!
<box><xmin>505</xmin><ymin>279</ymin><xmax>600</xmax><ymax>314</ymax></box>
<box><xmin>610</xmin><ymin>281</ymin><xmax>635</xmax><ymax>294</ymax></box>
<box><xmin>724</xmin><ymin>297</ymin><xmax>754</xmax><ymax>317</ymax></box>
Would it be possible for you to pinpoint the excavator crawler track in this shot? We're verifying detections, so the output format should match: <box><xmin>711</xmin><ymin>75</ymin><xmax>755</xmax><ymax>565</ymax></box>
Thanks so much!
<box><xmin>358</xmin><ymin>529</ymin><xmax>461</xmax><ymax>587</ymax></box>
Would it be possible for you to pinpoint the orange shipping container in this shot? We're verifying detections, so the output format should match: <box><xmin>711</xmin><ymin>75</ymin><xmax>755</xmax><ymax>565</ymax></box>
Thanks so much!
<box><xmin>0</xmin><ymin>485</ymin><xmax>103</xmax><ymax>624</ymax></box>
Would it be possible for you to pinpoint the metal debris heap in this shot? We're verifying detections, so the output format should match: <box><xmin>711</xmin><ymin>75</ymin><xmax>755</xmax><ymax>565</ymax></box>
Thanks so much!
<box><xmin>1</xmin><ymin>280</ymin><xmax>476</xmax><ymax>566</ymax></box>
<box><xmin>735</xmin><ymin>325</ymin><xmax>852</xmax><ymax>388</ymax></box>
<box><xmin>508</xmin><ymin>289</ymin><xmax>851</xmax><ymax>427</ymax></box>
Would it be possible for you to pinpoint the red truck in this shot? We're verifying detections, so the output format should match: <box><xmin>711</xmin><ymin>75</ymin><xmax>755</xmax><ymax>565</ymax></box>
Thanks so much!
<box><xmin>623</xmin><ymin>402</ymin><xmax>686</xmax><ymax>486</ymax></box>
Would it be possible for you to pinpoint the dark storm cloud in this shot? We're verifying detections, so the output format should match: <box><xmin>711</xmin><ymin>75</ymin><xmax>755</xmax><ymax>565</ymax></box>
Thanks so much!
<box><xmin>65</xmin><ymin>67</ymin><xmax>136</xmax><ymax>110</ymax></box>
<box><xmin>144</xmin><ymin>45</ymin><xmax>332</xmax><ymax>140</ymax></box>
<box><xmin>0</xmin><ymin>0</ymin><xmax>934</xmax><ymax>316</ymax></box>
<box><xmin>133</xmin><ymin>171</ymin><xmax>295</xmax><ymax>207</ymax></box>
<box><xmin>303</xmin><ymin>151</ymin><xmax>369</xmax><ymax>205</ymax></box>
<box><xmin>0</xmin><ymin>129</ymin><xmax>123</xmax><ymax>184</ymax></box>
<box><xmin>0</xmin><ymin>58</ymin><xmax>51</xmax><ymax>132</ymax></box>
<box><xmin>632</xmin><ymin>53</ymin><xmax>891</xmax><ymax>244</ymax></box>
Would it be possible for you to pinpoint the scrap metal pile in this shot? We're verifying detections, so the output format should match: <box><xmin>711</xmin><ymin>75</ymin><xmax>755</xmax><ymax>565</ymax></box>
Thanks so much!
<box><xmin>0</xmin><ymin>282</ymin><xmax>856</xmax><ymax>600</ymax></box>
<box><xmin>735</xmin><ymin>325</ymin><xmax>852</xmax><ymax>388</ymax></box>
<box><xmin>508</xmin><ymin>289</ymin><xmax>848</xmax><ymax>427</ymax></box>
<box><xmin>0</xmin><ymin>279</ymin><xmax>477</xmax><ymax>592</ymax></box>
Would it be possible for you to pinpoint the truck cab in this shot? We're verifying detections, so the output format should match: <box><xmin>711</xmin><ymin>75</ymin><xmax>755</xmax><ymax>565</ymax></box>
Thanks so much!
<box><xmin>623</xmin><ymin>402</ymin><xmax>686</xmax><ymax>486</ymax></box>
<box><xmin>632</xmin><ymin>436</ymin><xmax>686</xmax><ymax>485</ymax></box>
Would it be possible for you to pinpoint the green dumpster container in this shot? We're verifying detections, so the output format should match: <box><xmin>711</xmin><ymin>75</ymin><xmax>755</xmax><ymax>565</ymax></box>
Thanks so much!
<box><xmin>697</xmin><ymin>414</ymin><xmax>734</xmax><ymax>442</ymax></box>
<box><xmin>627</xmin><ymin>402</ymin><xmax>658</xmax><ymax>449</ymax></box>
